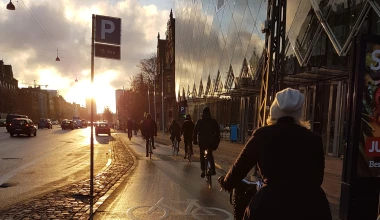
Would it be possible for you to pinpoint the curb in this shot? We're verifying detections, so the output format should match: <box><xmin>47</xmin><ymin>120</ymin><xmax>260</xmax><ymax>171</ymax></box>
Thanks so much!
<box><xmin>80</xmin><ymin>133</ymin><xmax>137</xmax><ymax>219</ymax></box>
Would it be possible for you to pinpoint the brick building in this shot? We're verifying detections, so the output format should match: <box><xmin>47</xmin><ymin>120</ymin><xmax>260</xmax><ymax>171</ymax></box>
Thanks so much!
<box><xmin>0</xmin><ymin>60</ymin><xmax>18</xmax><ymax>118</ymax></box>
<box><xmin>155</xmin><ymin>9</ymin><xmax>176</xmax><ymax>131</ymax></box>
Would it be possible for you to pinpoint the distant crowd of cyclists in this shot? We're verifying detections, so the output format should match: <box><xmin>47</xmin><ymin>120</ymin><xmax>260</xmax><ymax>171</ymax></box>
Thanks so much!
<box><xmin>124</xmin><ymin>107</ymin><xmax>220</xmax><ymax>178</ymax></box>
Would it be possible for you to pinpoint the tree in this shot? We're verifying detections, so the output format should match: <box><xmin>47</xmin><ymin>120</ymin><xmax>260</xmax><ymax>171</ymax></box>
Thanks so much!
<box><xmin>102</xmin><ymin>106</ymin><xmax>113</xmax><ymax>122</ymax></box>
<box><xmin>138</xmin><ymin>53</ymin><xmax>157</xmax><ymax>82</ymax></box>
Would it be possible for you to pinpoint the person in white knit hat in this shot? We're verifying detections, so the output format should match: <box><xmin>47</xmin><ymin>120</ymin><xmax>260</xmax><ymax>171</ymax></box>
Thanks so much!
<box><xmin>267</xmin><ymin>87</ymin><xmax>310</xmax><ymax>128</ymax></box>
<box><xmin>219</xmin><ymin>88</ymin><xmax>331</xmax><ymax>220</ymax></box>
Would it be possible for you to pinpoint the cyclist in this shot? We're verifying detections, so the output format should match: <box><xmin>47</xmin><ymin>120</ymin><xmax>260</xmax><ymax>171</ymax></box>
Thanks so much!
<box><xmin>219</xmin><ymin>88</ymin><xmax>332</xmax><ymax>220</ymax></box>
<box><xmin>142</xmin><ymin>114</ymin><xmax>157</xmax><ymax>157</ymax></box>
<box><xmin>193</xmin><ymin>107</ymin><xmax>220</xmax><ymax>178</ymax></box>
<box><xmin>181</xmin><ymin>114</ymin><xmax>195</xmax><ymax>159</ymax></box>
<box><xmin>169</xmin><ymin>119</ymin><xmax>181</xmax><ymax>151</ymax></box>
<box><xmin>127</xmin><ymin>118</ymin><xmax>133</xmax><ymax>140</ymax></box>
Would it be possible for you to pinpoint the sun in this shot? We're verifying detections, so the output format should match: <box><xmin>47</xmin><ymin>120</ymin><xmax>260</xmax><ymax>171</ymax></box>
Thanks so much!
<box><xmin>64</xmin><ymin>80</ymin><xmax>116</xmax><ymax>113</ymax></box>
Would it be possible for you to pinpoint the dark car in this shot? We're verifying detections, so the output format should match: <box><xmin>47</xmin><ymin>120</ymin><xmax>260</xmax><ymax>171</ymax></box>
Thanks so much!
<box><xmin>10</xmin><ymin>118</ymin><xmax>37</xmax><ymax>137</ymax></box>
<box><xmin>6</xmin><ymin>114</ymin><xmax>28</xmax><ymax>132</ymax></box>
<box><xmin>38</xmin><ymin>118</ymin><xmax>53</xmax><ymax>129</ymax></box>
<box><xmin>95</xmin><ymin>122</ymin><xmax>111</xmax><ymax>136</ymax></box>
<box><xmin>0</xmin><ymin>119</ymin><xmax>6</xmax><ymax>127</ymax></box>
<box><xmin>61</xmin><ymin>120</ymin><xmax>74</xmax><ymax>130</ymax></box>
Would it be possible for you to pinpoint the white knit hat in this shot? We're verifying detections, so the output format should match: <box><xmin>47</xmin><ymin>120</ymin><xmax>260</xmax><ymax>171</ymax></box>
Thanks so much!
<box><xmin>269</xmin><ymin>88</ymin><xmax>305</xmax><ymax>121</ymax></box>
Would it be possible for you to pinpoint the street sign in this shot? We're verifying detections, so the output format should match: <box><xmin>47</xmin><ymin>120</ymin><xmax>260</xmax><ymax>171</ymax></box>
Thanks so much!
<box><xmin>95</xmin><ymin>43</ymin><xmax>121</xmax><ymax>60</ymax></box>
<box><xmin>180</xmin><ymin>106</ymin><xmax>186</xmax><ymax>115</ymax></box>
<box><xmin>95</xmin><ymin>15</ymin><xmax>121</xmax><ymax>45</ymax></box>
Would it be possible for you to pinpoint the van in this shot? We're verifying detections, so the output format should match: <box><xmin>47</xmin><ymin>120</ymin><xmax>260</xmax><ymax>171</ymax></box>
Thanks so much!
<box><xmin>6</xmin><ymin>114</ymin><xmax>28</xmax><ymax>132</ymax></box>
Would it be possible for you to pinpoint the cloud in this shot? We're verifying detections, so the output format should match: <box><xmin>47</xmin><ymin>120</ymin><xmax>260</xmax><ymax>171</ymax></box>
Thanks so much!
<box><xmin>0</xmin><ymin>0</ymin><xmax>173</xmax><ymax>111</ymax></box>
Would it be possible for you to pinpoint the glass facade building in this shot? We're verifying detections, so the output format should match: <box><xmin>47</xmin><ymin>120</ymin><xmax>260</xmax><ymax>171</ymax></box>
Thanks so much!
<box><xmin>175</xmin><ymin>0</ymin><xmax>266</xmax><ymax>99</ymax></box>
<box><xmin>174</xmin><ymin>0</ymin><xmax>380</xmax><ymax>145</ymax></box>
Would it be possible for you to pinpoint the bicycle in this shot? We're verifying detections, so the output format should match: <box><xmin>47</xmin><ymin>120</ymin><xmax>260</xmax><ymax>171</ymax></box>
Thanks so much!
<box><xmin>218</xmin><ymin>176</ymin><xmax>263</xmax><ymax>219</ymax></box>
<box><xmin>172</xmin><ymin>139</ymin><xmax>179</xmax><ymax>156</ymax></box>
<box><xmin>127</xmin><ymin>197</ymin><xmax>233</xmax><ymax>219</ymax></box>
<box><xmin>204</xmin><ymin>149</ymin><xmax>213</xmax><ymax>189</ymax></box>
<box><xmin>186</xmin><ymin>141</ymin><xmax>193</xmax><ymax>164</ymax></box>
<box><xmin>147</xmin><ymin>136</ymin><xmax>153</xmax><ymax>160</ymax></box>
<box><xmin>128</xmin><ymin>129</ymin><xmax>132</xmax><ymax>140</ymax></box>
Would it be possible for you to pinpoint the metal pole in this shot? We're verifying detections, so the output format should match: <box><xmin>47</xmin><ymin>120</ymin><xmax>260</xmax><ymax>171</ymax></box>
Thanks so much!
<box><xmin>90</xmin><ymin>14</ymin><xmax>95</xmax><ymax>219</ymax></box>
<box><xmin>154</xmin><ymin>77</ymin><xmax>157</xmax><ymax>121</ymax></box>
<box><xmin>162</xmin><ymin>65</ymin><xmax>164</xmax><ymax>139</ymax></box>
<box><xmin>148</xmin><ymin>78</ymin><xmax>151</xmax><ymax>114</ymax></box>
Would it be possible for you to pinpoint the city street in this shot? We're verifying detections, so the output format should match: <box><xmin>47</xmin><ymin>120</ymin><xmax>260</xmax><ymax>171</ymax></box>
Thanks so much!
<box><xmin>0</xmin><ymin>125</ymin><xmax>110</xmax><ymax>210</ymax></box>
<box><xmin>94</xmin><ymin>132</ymin><xmax>234</xmax><ymax>220</ymax></box>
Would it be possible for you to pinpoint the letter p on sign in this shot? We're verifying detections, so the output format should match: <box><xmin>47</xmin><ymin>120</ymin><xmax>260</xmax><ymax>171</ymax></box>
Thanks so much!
<box><xmin>95</xmin><ymin>15</ymin><xmax>121</xmax><ymax>45</ymax></box>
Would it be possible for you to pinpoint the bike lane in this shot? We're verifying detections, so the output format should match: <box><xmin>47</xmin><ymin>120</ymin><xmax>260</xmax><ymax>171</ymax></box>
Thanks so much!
<box><xmin>94</xmin><ymin>132</ymin><xmax>234</xmax><ymax>220</ymax></box>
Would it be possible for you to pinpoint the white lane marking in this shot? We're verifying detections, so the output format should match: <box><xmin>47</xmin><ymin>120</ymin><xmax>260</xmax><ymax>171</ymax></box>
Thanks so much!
<box><xmin>126</xmin><ymin>197</ymin><xmax>233</xmax><ymax>220</ymax></box>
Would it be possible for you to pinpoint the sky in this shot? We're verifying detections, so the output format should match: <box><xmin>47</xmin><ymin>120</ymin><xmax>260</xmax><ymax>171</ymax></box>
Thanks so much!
<box><xmin>0</xmin><ymin>0</ymin><xmax>174</xmax><ymax>113</ymax></box>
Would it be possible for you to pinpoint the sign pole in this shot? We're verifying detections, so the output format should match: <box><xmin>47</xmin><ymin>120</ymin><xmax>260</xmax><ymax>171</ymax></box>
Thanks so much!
<box><xmin>90</xmin><ymin>14</ymin><xmax>95</xmax><ymax>219</ymax></box>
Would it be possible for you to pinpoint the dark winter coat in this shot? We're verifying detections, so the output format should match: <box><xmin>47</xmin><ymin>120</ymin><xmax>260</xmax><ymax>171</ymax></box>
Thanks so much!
<box><xmin>181</xmin><ymin>119</ymin><xmax>195</xmax><ymax>139</ymax></box>
<box><xmin>142</xmin><ymin>118</ymin><xmax>157</xmax><ymax>137</ymax></box>
<box><xmin>127</xmin><ymin>120</ymin><xmax>134</xmax><ymax>129</ymax></box>
<box><xmin>169</xmin><ymin>122</ymin><xmax>181</xmax><ymax>136</ymax></box>
<box><xmin>193</xmin><ymin>109</ymin><xmax>220</xmax><ymax>149</ymax></box>
<box><xmin>222</xmin><ymin>116</ymin><xmax>332</xmax><ymax>220</ymax></box>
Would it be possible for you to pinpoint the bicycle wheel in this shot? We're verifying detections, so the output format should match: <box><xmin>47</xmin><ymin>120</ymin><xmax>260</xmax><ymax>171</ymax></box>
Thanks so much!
<box><xmin>172</xmin><ymin>141</ymin><xmax>175</xmax><ymax>155</ymax></box>
<box><xmin>187</xmin><ymin>144</ymin><xmax>192</xmax><ymax>164</ymax></box>
<box><xmin>149</xmin><ymin>138</ymin><xmax>153</xmax><ymax>159</ymax></box>
<box><xmin>206</xmin><ymin>161</ymin><xmax>212</xmax><ymax>189</ymax></box>
<box><xmin>175</xmin><ymin>141</ymin><xmax>179</xmax><ymax>156</ymax></box>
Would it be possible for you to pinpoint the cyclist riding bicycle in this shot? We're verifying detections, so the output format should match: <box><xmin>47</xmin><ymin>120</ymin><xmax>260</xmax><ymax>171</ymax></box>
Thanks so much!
<box><xmin>127</xmin><ymin>118</ymin><xmax>134</xmax><ymax>140</ymax></box>
<box><xmin>169</xmin><ymin>119</ymin><xmax>181</xmax><ymax>149</ymax></box>
<box><xmin>181</xmin><ymin>114</ymin><xmax>195</xmax><ymax>159</ymax></box>
<box><xmin>219</xmin><ymin>88</ymin><xmax>332</xmax><ymax>220</ymax></box>
<box><xmin>142</xmin><ymin>113</ymin><xmax>157</xmax><ymax>157</ymax></box>
<box><xmin>193</xmin><ymin>107</ymin><xmax>220</xmax><ymax>178</ymax></box>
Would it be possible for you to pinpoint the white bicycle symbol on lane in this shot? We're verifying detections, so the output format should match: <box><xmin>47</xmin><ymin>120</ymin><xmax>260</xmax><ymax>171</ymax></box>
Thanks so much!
<box><xmin>127</xmin><ymin>197</ymin><xmax>233</xmax><ymax>220</ymax></box>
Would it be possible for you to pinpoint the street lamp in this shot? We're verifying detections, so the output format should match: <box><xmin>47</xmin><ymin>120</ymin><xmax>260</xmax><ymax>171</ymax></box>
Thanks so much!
<box><xmin>6</xmin><ymin>0</ymin><xmax>15</xmax><ymax>10</ymax></box>
<box><xmin>55</xmin><ymin>49</ymin><xmax>60</xmax><ymax>61</ymax></box>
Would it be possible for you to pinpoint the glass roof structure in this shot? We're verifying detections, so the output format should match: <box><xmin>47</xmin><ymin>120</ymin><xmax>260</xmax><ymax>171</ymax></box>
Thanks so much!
<box><xmin>175</xmin><ymin>0</ymin><xmax>380</xmax><ymax>99</ymax></box>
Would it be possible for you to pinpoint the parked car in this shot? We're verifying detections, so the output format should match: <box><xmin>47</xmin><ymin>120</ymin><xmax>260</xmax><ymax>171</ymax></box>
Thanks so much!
<box><xmin>38</xmin><ymin>118</ymin><xmax>52</xmax><ymax>129</ymax></box>
<box><xmin>6</xmin><ymin>114</ymin><xmax>28</xmax><ymax>132</ymax></box>
<box><xmin>61</xmin><ymin>120</ymin><xmax>74</xmax><ymax>130</ymax></box>
<box><xmin>0</xmin><ymin>119</ymin><xmax>6</xmax><ymax>127</ymax></box>
<box><xmin>95</xmin><ymin>122</ymin><xmax>111</xmax><ymax>136</ymax></box>
<box><xmin>9</xmin><ymin>118</ymin><xmax>37</xmax><ymax>137</ymax></box>
<box><xmin>51</xmin><ymin>120</ymin><xmax>59</xmax><ymax>125</ymax></box>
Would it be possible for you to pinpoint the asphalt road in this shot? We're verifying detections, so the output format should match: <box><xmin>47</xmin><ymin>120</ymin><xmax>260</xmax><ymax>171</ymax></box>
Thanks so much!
<box><xmin>0</xmin><ymin>125</ymin><xmax>110</xmax><ymax>210</ymax></box>
<box><xmin>94</xmin><ymin>133</ymin><xmax>235</xmax><ymax>220</ymax></box>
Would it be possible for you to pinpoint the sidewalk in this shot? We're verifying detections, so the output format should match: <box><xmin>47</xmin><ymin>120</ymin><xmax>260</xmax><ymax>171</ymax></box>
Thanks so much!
<box><xmin>154</xmin><ymin>132</ymin><xmax>342</xmax><ymax>220</ymax></box>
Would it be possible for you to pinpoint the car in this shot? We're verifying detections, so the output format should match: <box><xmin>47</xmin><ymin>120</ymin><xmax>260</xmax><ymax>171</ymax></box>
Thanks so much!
<box><xmin>6</xmin><ymin>114</ymin><xmax>28</xmax><ymax>132</ymax></box>
<box><xmin>38</xmin><ymin>118</ymin><xmax>53</xmax><ymax>129</ymax></box>
<box><xmin>0</xmin><ymin>119</ymin><xmax>6</xmax><ymax>127</ymax></box>
<box><xmin>61</xmin><ymin>120</ymin><xmax>74</xmax><ymax>130</ymax></box>
<box><xmin>9</xmin><ymin>118</ymin><xmax>37</xmax><ymax>137</ymax></box>
<box><xmin>51</xmin><ymin>120</ymin><xmax>59</xmax><ymax>125</ymax></box>
<box><xmin>81</xmin><ymin>119</ymin><xmax>87</xmax><ymax>128</ymax></box>
<box><xmin>74</xmin><ymin>119</ymin><xmax>82</xmax><ymax>128</ymax></box>
<box><xmin>95</xmin><ymin>122</ymin><xmax>111</xmax><ymax>136</ymax></box>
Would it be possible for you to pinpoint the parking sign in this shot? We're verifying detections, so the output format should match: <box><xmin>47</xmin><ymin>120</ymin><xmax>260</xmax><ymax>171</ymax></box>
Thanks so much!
<box><xmin>95</xmin><ymin>15</ymin><xmax>121</xmax><ymax>45</ymax></box>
